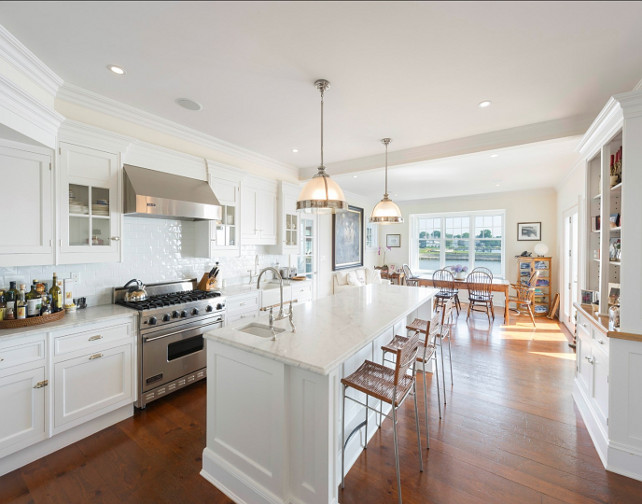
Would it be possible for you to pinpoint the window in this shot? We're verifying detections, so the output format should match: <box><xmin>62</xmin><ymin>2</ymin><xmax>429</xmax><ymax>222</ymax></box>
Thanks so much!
<box><xmin>410</xmin><ymin>210</ymin><xmax>505</xmax><ymax>278</ymax></box>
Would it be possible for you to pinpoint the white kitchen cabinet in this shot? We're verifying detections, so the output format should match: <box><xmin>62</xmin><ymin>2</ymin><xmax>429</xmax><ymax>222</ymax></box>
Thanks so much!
<box><xmin>209</xmin><ymin>172</ymin><xmax>240</xmax><ymax>255</ymax></box>
<box><xmin>241</xmin><ymin>176</ymin><xmax>277</xmax><ymax>245</ymax></box>
<box><xmin>291</xmin><ymin>281</ymin><xmax>312</xmax><ymax>304</ymax></box>
<box><xmin>0</xmin><ymin>333</ymin><xmax>48</xmax><ymax>459</ymax></box>
<box><xmin>271</xmin><ymin>181</ymin><xmax>300</xmax><ymax>254</ymax></box>
<box><xmin>225</xmin><ymin>291</ymin><xmax>261</xmax><ymax>325</ymax></box>
<box><xmin>260</xmin><ymin>282</ymin><xmax>312</xmax><ymax>309</ymax></box>
<box><xmin>58</xmin><ymin>142</ymin><xmax>122</xmax><ymax>264</ymax></box>
<box><xmin>51</xmin><ymin>318</ymin><xmax>134</xmax><ymax>434</ymax></box>
<box><xmin>0</xmin><ymin>140</ymin><xmax>54</xmax><ymax>267</ymax></box>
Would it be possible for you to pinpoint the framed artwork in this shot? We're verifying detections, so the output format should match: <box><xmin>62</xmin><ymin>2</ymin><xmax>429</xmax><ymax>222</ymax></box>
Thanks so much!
<box><xmin>517</xmin><ymin>222</ymin><xmax>541</xmax><ymax>241</ymax></box>
<box><xmin>608</xmin><ymin>283</ymin><xmax>620</xmax><ymax>305</ymax></box>
<box><xmin>332</xmin><ymin>205</ymin><xmax>364</xmax><ymax>271</ymax></box>
<box><xmin>386</xmin><ymin>233</ymin><xmax>401</xmax><ymax>248</ymax></box>
<box><xmin>366</xmin><ymin>222</ymin><xmax>378</xmax><ymax>249</ymax></box>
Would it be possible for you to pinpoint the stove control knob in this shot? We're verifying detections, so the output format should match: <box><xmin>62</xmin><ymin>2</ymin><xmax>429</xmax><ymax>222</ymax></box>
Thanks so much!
<box><xmin>191</xmin><ymin>308</ymin><xmax>199</xmax><ymax>316</ymax></box>
<box><xmin>172</xmin><ymin>311</ymin><xmax>180</xmax><ymax>318</ymax></box>
<box><xmin>217</xmin><ymin>303</ymin><xmax>224</xmax><ymax>311</ymax></box>
<box><xmin>163</xmin><ymin>314</ymin><xmax>171</xmax><ymax>322</ymax></box>
<box><xmin>206</xmin><ymin>305</ymin><xmax>213</xmax><ymax>312</ymax></box>
<box><xmin>180</xmin><ymin>310</ymin><xmax>188</xmax><ymax>318</ymax></box>
<box><xmin>148</xmin><ymin>316</ymin><xmax>157</xmax><ymax>326</ymax></box>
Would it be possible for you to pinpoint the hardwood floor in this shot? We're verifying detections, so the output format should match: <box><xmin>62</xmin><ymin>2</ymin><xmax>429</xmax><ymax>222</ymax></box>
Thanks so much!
<box><xmin>2</xmin><ymin>309</ymin><xmax>642</xmax><ymax>504</ymax></box>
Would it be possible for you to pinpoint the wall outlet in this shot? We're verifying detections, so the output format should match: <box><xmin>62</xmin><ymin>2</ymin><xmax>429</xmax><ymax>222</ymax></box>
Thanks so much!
<box><xmin>71</xmin><ymin>272</ymin><xmax>80</xmax><ymax>283</ymax></box>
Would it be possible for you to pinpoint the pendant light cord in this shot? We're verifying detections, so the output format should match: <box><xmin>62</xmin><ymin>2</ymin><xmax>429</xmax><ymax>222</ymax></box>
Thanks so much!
<box><xmin>320</xmin><ymin>84</ymin><xmax>325</xmax><ymax>170</ymax></box>
<box><xmin>384</xmin><ymin>140</ymin><xmax>388</xmax><ymax>197</ymax></box>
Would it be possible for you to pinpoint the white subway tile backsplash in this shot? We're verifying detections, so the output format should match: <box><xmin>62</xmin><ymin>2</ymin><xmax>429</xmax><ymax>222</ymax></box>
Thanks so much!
<box><xmin>0</xmin><ymin>216</ymin><xmax>296</xmax><ymax>307</ymax></box>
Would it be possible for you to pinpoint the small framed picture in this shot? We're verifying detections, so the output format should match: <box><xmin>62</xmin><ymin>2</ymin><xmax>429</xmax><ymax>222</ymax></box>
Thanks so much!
<box><xmin>517</xmin><ymin>222</ymin><xmax>541</xmax><ymax>241</ymax></box>
<box><xmin>608</xmin><ymin>283</ymin><xmax>620</xmax><ymax>305</ymax></box>
<box><xmin>365</xmin><ymin>222</ymin><xmax>378</xmax><ymax>249</ymax></box>
<box><xmin>386</xmin><ymin>233</ymin><xmax>401</xmax><ymax>248</ymax></box>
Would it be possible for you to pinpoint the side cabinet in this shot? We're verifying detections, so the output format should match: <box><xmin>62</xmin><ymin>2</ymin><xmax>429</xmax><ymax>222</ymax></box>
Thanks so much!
<box><xmin>0</xmin><ymin>140</ymin><xmax>54</xmax><ymax>267</ymax></box>
<box><xmin>225</xmin><ymin>291</ymin><xmax>261</xmax><ymax>325</ymax></box>
<box><xmin>241</xmin><ymin>176</ymin><xmax>277</xmax><ymax>245</ymax></box>
<box><xmin>51</xmin><ymin>319</ymin><xmax>134</xmax><ymax>434</ymax></box>
<box><xmin>0</xmin><ymin>333</ymin><xmax>48</xmax><ymax>458</ymax></box>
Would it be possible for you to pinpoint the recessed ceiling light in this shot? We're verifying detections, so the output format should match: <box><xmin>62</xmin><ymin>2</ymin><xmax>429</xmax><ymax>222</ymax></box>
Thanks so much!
<box><xmin>478</xmin><ymin>100</ymin><xmax>492</xmax><ymax>108</ymax></box>
<box><xmin>175</xmin><ymin>98</ymin><xmax>203</xmax><ymax>111</ymax></box>
<box><xmin>292</xmin><ymin>148</ymin><xmax>299</xmax><ymax>153</ymax></box>
<box><xmin>495</xmin><ymin>184</ymin><xmax>501</xmax><ymax>187</ymax></box>
<box><xmin>490</xmin><ymin>154</ymin><xmax>499</xmax><ymax>158</ymax></box>
<box><xmin>107</xmin><ymin>64</ymin><xmax>126</xmax><ymax>75</ymax></box>
<box><xmin>353</xmin><ymin>175</ymin><xmax>358</xmax><ymax>178</ymax></box>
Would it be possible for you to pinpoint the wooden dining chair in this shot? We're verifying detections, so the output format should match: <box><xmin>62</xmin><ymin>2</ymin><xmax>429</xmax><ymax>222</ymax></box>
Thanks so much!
<box><xmin>466</xmin><ymin>270</ymin><xmax>494</xmax><ymax>325</ymax></box>
<box><xmin>508</xmin><ymin>270</ymin><xmax>540</xmax><ymax>327</ymax></box>
<box><xmin>402</xmin><ymin>264</ymin><xmax>419</xmax><ymax>286</ymax></box>
<box><xmin>432</xmin><ymin>268</ymin><xmax>461</xmax><ymax>313</ymax></box>
<box><xmin>471</xmin><ymin>266</ymin><xmax>493</xmax><ymax>280</ymax></box>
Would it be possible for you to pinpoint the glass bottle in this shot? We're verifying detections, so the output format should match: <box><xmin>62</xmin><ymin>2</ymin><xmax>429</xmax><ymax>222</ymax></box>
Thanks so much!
<box><xmin>49</xmin><ymin>273</ymin><xmax>63</xmax><ymax>313</ymax></box>
<box><xmin>0</xmin><ymin>290</ymin><xmax>5</xmax><ymax>321</ymax></box>
<box><xmin>26</xmin><ymin>281</ymin><xmax>41</xmax><ymax>317</ymax></box>
<box><xmin>16</xmin><ymin>284</ymin><xmax>27</xmax><ymax>319</ymax></box>
<box><xmin>5</xmin><ymin>281</ymin><xmax>18</xmax><ymax>319</ymax></box>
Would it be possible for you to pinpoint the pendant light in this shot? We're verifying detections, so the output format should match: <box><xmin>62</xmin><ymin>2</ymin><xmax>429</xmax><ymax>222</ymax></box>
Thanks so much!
<box><xmin>297</xmin><ymin>79</ymin><xmax>348</xmax><ymax>214</ymax></box>
<box><xmin>370</xmin><ymin>138</ymin><xmax>403</xmax><ymax>223</ymax></box>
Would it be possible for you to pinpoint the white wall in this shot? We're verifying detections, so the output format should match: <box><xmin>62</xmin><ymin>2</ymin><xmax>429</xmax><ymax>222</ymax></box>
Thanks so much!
<box><xmin>0</xmin><ymin>217</ymin><xmax>291</xmax><ymax>306</ymax></box>
<box><xmin>380</xmin><ymin>188</ymin><xmax>558</xmax><ymax>304</ymax></box>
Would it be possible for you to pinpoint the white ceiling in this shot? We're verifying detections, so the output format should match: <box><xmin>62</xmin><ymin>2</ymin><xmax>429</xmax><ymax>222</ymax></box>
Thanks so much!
<box><xmin>1</xmin><ymin>1</ymin><xmax>641</xmax><ymax>198</ymax></box>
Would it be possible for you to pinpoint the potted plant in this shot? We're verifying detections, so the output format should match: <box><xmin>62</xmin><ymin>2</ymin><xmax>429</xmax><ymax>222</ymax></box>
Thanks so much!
<box><xmin>449</xmin><ymin>264</ymin><xmax>468</xmax><ymax>280</ymax></box>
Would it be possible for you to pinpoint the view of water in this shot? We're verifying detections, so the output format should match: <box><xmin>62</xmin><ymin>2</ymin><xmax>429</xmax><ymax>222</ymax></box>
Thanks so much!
<box><xmin>419</xmin><ymin>258</ymin><xmax>502</xmax><ymax>277</ymax></box>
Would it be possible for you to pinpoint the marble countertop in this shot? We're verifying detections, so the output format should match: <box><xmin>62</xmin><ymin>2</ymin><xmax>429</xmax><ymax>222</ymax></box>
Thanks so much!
<box><xmin>221</xmin><ymin>279</ymin><xmax>309</xmax><ymax>297</ymax></box>
<box><xmin>205</xmin><ymin>284</ymin><xmax>437</xmax><ymax>375</ymax></box>
<box><xmin>0</xmin><ymin>304</ymin><xmax>136</xmax><ymax>341</ymax></box>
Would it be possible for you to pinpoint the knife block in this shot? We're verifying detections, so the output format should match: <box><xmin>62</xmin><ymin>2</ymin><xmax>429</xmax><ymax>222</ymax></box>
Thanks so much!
<box><xmin>197</xmin><ymin>273</ymin><xmax>218</xmax><ymax>291</ymax></box>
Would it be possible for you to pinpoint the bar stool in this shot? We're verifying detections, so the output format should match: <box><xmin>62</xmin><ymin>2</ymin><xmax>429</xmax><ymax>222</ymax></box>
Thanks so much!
<box><xmin>405</xmin><ymin>298</ymin><xmax>455</xmax><ymax>406</ymax></box>
<box><xmin>341</xmin><ymin>332</ymin><xmax>423</xmax><ymax>504</ymax></box>
<box><xmin>381</xmin><ymin>308</ymin><xmax>442</xmax><ymax>448</ymax></box>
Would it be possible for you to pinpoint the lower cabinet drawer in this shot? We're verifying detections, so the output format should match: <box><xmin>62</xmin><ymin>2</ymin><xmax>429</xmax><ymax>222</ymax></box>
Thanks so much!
<box><xmin>53</xmin><ymin>343</ymin><xmax>133</xmax><ymax>432</ymax></box>
<box><xmin>226</xmin><ymin>308</ymin><xmax>259</xmax><ymax>325</ymax></box>
<box><xmin>0</xmin><ymin>334</ymin><xmax>46</xmax><ymax>371</ymax></box>
<box><xmin>53</xmin><ymin>322</ymin><xmax>132</xmax><ymax>357</ymax></box>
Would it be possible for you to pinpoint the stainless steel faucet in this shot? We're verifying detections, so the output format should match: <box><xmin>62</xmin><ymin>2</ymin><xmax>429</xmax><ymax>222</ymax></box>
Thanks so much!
<box><xmin>257</xmin><ymin>267</ymin><xmax>295</xmax><ymax>333</ymax></box>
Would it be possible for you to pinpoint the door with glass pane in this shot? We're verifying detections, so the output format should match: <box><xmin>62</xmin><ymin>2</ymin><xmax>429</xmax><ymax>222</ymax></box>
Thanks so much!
<box><xmin>299</xmin><ymin>216</ymin><xmax>316</xmax><ymax>294</ymax></box>
<box><xmin>59</xmin><ymin>143</ymin><xmax>120</xmax><ymax>262</ymax></box>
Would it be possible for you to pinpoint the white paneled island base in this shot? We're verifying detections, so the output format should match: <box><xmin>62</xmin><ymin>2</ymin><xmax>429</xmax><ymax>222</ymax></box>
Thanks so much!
<box><xmin>201</xmin><ymin>284</ymin><xmax>437</xmax><ymax>504</ymax></box>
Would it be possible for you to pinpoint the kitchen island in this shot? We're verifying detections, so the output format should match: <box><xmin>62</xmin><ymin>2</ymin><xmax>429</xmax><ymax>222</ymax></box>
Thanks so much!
<box><xmin>201</xmin><ymin>283</ymin><xmax>437</xmax><ymax>504</ymax></box>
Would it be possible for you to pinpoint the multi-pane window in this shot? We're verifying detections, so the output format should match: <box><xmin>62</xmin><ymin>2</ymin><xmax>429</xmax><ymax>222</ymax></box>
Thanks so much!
<box><xmin>410</xmin><ymin>211</ymin><xmax>505</xmax><ymax>277</ymax></box>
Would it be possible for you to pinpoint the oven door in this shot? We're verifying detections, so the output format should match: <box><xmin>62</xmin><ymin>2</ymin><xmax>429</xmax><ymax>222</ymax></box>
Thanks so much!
<box><xmin>141</xmin><ymin>316</ymin><xmax>223</xmax><ymax>392</ymax></box>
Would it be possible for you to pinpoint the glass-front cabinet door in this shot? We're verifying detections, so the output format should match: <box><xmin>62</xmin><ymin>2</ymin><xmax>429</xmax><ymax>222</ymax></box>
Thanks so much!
<box><xmin>59</xmin><ymin>143</ymin><xmax>121</xmax><ymax>263</ymax></box>
<box><xmin>209</xmin><ymin>175</ymin><xmax>240</xmax><ymax>254</ymax></box>
<box><xmin>285</xmin><ymin>213</ymin><xmax>298</xmax><ymax>247</ymax></box>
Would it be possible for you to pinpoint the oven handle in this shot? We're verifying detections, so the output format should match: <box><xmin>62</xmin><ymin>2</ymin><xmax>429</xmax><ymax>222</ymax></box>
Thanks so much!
<box><xmin>143</xmin><ymin>317</ymin><xmax>223</xmax><ymax>343</ymax></box>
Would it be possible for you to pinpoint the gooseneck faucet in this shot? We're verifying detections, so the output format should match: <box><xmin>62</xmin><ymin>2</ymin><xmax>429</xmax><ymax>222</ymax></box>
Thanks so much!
<box><xmin>257</xmin><ymin>267</ymin><xmax>285</xmax><ymax>319</ymax></box>
<box><xmin>256</xmin><ymin>267</ymin><xmax>295</xmax><ymax>333</ymax></box>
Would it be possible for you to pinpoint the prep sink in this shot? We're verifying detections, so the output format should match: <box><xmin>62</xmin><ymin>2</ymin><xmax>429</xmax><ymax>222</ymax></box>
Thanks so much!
<box><xmin>238</xmin><ymin>322</ymin><xmax>286</xmax><ymax>338</ymax></box>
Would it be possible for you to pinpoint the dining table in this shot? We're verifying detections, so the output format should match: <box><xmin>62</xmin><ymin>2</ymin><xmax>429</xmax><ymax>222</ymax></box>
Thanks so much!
<box><xmin>417</xmin><ymin>275</ymin><xmax>512</xmax><ymax>323</ymax></box>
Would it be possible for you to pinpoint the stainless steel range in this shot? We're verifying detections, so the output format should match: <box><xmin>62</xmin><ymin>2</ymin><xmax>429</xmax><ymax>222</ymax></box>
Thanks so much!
<box><xmin>113</xmin><ymin>278</ymin><xmax>225</xmax><ymax>408</ymax></box>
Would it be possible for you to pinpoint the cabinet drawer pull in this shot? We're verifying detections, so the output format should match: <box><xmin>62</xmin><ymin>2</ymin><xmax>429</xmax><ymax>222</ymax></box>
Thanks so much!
<box><xmin>240</xmin><ymin>302</ymin><xmax>247</xmax><ymax>306</ymax></box>
<box><xmin>110</xmin><ymin>236</ymin><xmax>121</xmax><ymax>241</ymax></box>
<box><xmin>585</xmin><ymin>356</ymin><xmax>594</xmax><ymax>364</ymax></box>
<box><xmin>597</xmin><ymin>339</ymin><xmax>604</xmax><ymax>345</ymax></box>
<box><xmin>89</xmin><ymin>353</ymin><xmax>103</xmax><ymax>360</ymax></box>
<box><xmin>582</xmin><ymin>323</ymin><xmax>588</xmax><ymax>328</ymax></box>
<box><xmin>0</xmin><ymin>357</ymin><xmax>4</xmax><ymax>362</ymax></box>
<box><xmin>88</xmin><ymin>335</ymin><xmax>103</xmax><ymax>342</ymax></box>
<box><xmin>33</xmin><ymin>380</ymin><xmax>48</xmax><ymax>389</ymax></box>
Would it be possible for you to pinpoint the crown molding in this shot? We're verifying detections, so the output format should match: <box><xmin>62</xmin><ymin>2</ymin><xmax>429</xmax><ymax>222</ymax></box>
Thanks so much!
<box><xmin>0</xmin><ymin>72</ymin><xmax>64</xmax><ymax>149</ymax></box>
<box><xmin>59</xmin><ymin>119</ymin><xmax>133</xmax><ymax>153</ymax></box>
<box><xmin>301</xmin><ymin>114</ymin><xmax>594</xmax><ymax>179</ymax></box>
<box><xmin>57</xmin><ymin>82</ymin><xmax>296</xmax><ymax>176</ymax></box>
<box><xmin>0</xmin><ymin>23</ymin><xmax>63</xmax><ymax>96</ymax></box>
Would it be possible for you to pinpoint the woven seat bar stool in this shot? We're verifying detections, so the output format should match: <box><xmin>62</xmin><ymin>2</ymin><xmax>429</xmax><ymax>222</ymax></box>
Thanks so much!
<box><xmin>466</xmin><ymin>270</ymin><xmax>494</xmax><ymax>325</ymax></box>
<box><xmin>381</xmin><ymin>308</ymin><xmax>443</xmax><ymax>447</ymax></box>
<box><xmin>341</xmin><ymin>332</ymin><xmax>423</xmax><ymax>504</ymax></box>
<box><xmin>432</xmin><ymin>268</ymin><xmax>461</xmax><ymax>314</ymax></box>
<box><xmin>402</xmin><ymin>264</ymin><xmax>420</xmax><ymax>287</ymax></box>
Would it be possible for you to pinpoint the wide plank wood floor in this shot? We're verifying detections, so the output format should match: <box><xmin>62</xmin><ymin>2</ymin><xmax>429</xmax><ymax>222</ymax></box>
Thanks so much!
<box><xmin>2</xmin><ymin>308</ymin><xmax>642</xmax><ymax>504</ymax></box>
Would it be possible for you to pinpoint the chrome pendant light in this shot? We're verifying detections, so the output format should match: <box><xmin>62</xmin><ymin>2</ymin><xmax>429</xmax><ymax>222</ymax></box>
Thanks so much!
<box><xmin>370</xmin><ymin>138</ymin><xmax>403</xmax><ymax>223</ymax></box>
<box><xmin>297</xmin><ymin>79</ymin><xmax>348</xmax><ymax>214</ymax></box>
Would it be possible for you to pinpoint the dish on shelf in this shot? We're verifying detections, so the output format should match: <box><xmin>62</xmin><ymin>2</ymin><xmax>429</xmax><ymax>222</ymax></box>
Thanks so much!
<box><xmin>291</xmin><ymin>276</ymin><xmax>307</xmax><ymax>281</ymax></box>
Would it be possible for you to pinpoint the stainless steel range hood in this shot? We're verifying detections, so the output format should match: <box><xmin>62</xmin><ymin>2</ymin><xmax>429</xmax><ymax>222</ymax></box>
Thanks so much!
<box><xmin>123</xmin><ymin>164</ymin><xmax>222</xmax><ymax>221</ymax></box>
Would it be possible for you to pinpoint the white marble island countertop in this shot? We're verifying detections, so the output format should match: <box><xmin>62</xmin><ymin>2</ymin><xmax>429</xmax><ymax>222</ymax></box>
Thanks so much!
<box><xmin>205</xmin><ymin>283</ymin><xmax>437</xmax><ymax>375</ymax></box>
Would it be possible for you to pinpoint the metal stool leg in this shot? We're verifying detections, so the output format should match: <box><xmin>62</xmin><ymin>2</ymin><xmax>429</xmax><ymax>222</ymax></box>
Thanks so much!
<box><xmin>448</xmin><ymin>333</ymin><xmax>454</xmax><ymax>385</ymax></box>
<box><xmin>433</xmin><ymin>348</ymin><xmax>442</xmax><ymax>418</ymax></box>
<box><xmin>413</xmin><ymin>378</ymin><xmax>425</xmax><ymax>465</ymax></box>
<box><xmin>364</xmin><ymin>395</ymin><xmax>368</xmax><ymax>449</ymax></box>
<box><xmin>440</xmin><ymin>336</ymin><xmax>447</xmax><ymax>404</ymax></box>
<box><xmin>341</xmin><ymin>384</ymin><xmax>346</xmax><ymax>489</ymax></box>
<box><xmin>420</xmin><ymin>360</ymin><xmax>430</xmax><ymax>449</ymax></box>
<box><xmin>392</xmin><ymin>399</ymin><xmax>402</xmax><ymax>504</ymax></box>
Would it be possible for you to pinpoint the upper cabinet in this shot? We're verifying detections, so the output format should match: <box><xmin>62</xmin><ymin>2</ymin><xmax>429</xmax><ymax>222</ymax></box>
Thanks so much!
<box><xmin>241</xmin><ymin>176</ymin><xmax>277</xmax><ymax>245</ymax></box>
<box><xmin>0</xmin><ymin>140</ymin><xmax>54</xmax><ymax>267</ymax></box>
<box><xmin>270</xmin><ymin>182</ymin><xmax>300</xmax><ymax>255</ymax></box>
<box><xmin>208</xmin><ymin>162</ymin><xmax>241</xmax><ymax>256</ymax></box>
<box><xmin>58</xmin><ymin>142</ymin><xmax>121</xmax><ymax>264</ymax></box>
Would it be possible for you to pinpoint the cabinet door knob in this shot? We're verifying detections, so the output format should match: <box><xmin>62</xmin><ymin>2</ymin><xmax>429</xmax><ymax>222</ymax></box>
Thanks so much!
<box><xmin>33</xmin><ymin>380</ymin><xmax>49</xmax><ymax>389</ymax></box>
<box><xmin>110</xmin><ymin>236</ymin><xmax>121</xmax><ymax>241</ymax></box>
<box><xmin>585</xmin><ymin>356</ymin><xmax>594</xmax><ymax>364</ymax></box>
<box><xmin>597</xmin><ymin>339</ymin><xmax>604</xmax><ymax>345</ymax></box>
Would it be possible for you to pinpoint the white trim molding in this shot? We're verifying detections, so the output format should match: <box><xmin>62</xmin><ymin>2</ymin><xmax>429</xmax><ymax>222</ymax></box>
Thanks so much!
<box><xmin>0</xmin><ymin>23</ymin><xmax>63</xmax><ymax>97</ymax></box>
<box><xmin>57</xmin><ymin>82</ymin><xmax>296</xmax><ymax>178</ymax></box>
<box><xmin>0</xmin><ymin>72</ymin><xmax>64</xmax><ymax>149</ymax></box>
